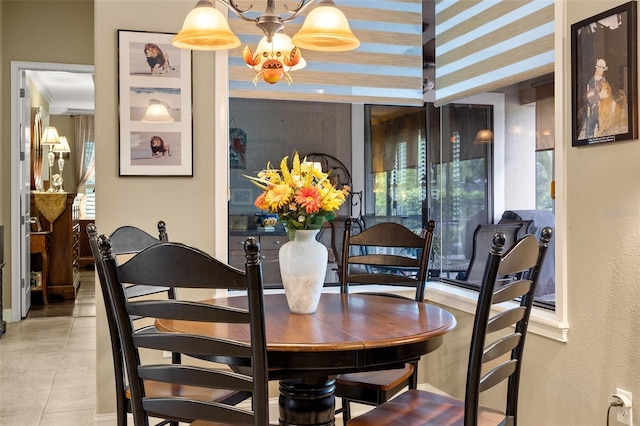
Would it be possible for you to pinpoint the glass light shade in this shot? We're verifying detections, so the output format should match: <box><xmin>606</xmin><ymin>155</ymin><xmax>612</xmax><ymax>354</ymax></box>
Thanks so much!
<box><xmin>172</xmin><ymin>0</ymin><xmax>241</xmax><ymax>50</ymax></box>
<box><xmin>474</xmin><ymin>129</ymin><xmax>494</xmax><ymax>144</ymax></box>
<box><xmin>41</xmin><ymin>126</ymin><xmax>60</xmax><ymax>146</ymax></box>
<box><xmin>141</xmin><ymin>100</ymin><xmax>174</xmax><ymax>123</ymax></box>
<box><xmin>292</xmin><ymin>0</ymin><xmax>360</xmax><ymax>52</ymax></box>
<box><xmin>249</xmin><ymin>34</ymin><xmax>307</xmax><ymax>71</ymax></box>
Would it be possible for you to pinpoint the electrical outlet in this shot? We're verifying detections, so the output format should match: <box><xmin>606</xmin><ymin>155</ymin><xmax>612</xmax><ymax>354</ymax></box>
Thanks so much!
<box><xmin>616</xmin><ymin>388</ymin><xmax>633</xmax><ymax>426</ymax></box>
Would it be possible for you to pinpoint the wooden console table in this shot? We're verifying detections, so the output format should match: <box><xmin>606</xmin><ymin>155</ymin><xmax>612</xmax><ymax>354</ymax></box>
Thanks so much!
<box><xmin>30</xmin><ymin>192</ymin><xmax>80</xmax><ymax>300</ymax></box>
<box><xmin>30</xmin><ymin>231</ymin><xmax>51</xmax><ymax>305</ymax></box>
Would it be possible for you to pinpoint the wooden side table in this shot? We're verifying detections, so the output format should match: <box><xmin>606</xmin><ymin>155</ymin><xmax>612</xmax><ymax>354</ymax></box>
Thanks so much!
<box><xmin>30</xmin><ymin>231</ymin><xmax>51</xmax><ymax>305</ymax></box>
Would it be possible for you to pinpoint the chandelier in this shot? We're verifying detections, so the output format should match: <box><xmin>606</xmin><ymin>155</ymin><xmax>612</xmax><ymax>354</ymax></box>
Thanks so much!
<box><xmin>172</xmin><ymin>0</ymin><xmax>359</xmax><ymax>83</ymax></box>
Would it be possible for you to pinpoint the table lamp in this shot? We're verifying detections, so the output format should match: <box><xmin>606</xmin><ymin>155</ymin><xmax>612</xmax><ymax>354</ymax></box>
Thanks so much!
<box><xmin>51</xmin><ymin>136</ymin><xmax>70</xmax><ymax>192</ymax></box>
<box><xmin>40</xmin><ymin>126</ymin><xmax>60</xmax><ymax>192</ymax></box>
<box><xmin>52</xmin><ymin>136</ymin><xmax>71</xmax><ymax>173</ymax></box>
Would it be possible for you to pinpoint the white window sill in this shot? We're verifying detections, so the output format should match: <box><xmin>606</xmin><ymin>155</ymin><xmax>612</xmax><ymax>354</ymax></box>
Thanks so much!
<box><xmin>425</xmin><ymin>281</ymin><xmax>569</xmax><ymax>342</ymax></box>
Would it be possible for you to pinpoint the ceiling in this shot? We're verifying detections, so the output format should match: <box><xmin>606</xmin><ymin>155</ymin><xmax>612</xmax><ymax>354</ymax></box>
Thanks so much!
<box><xmin>27</xmin><ymin>70</ymin><xmax>95</xmax><ymax>115</ymax></box>
<box><xmin>29</xmin><ymin>1</ymin><xmax>434</xmax><ymax>115</ymax></box>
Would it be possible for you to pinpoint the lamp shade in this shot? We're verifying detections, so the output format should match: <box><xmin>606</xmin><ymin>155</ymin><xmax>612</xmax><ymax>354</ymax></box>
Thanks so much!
<box><xmin>292</xmin><ymin>0</ymin><xmax>360</xmax><ymax>52</ymax></box>
<box><xmin>52</xmin><ymin>136</ymin><xmax>71</xmax><ymax>153</ymax></box>
<box><xmin>141</xmin><ymin>99</ymin><xmax>174</xmax><ymax>123</ymax></box>
<box><xmin>172</xmin><ymin>0</ymin><xmax>241</xmax><ymax>50</ymax></box>
<box><xmin>474</xmin><ymin>129</ymin><xmax>494</xmax><ymax>144</ymax></box>
<box><xmin>41</xmin><ymin>126</ymin><xmax>60</xmax><ymax>146</ymax></box>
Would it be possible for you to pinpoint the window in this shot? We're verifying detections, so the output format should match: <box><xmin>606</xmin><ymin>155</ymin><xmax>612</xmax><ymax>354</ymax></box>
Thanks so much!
<box><xmin>81</xmin><ymin>141</ymin><xmax>95</xmax><ymax>219</ymax></box>
<box><xmin>365</xmin><ymin>80</ymin><xmax>556</xmax><ymax>310</ymax></box>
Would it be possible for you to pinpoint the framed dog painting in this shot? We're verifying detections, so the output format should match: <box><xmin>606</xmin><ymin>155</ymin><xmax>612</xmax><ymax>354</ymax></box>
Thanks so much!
<box><xmin>118</xmin><ymin>30</ymin><xmax>193</xmax><ymax>175</ymax></box>
<box><xmin>571</xmin><ymin>2</ymin><xmax>637</xmax><ymax>147</ymax></box>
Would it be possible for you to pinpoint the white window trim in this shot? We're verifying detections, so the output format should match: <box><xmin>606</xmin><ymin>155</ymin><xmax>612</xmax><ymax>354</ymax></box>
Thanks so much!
<box><xmin>426</xmin><ymin>282</ymin><xmax>568</xmax><ymax>342</ymax></box>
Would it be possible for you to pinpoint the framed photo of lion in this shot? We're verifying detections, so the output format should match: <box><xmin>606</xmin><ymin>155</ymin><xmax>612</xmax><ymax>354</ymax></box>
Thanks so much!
<box><xmin>571</xmin><ymin>2</ymin><xmax>637</xmax><ymax>147</ymax></box>
<box><xmin>118</xmin><ymin>30</ymin><xmax>193</xmax><ymax>175</ymax></box>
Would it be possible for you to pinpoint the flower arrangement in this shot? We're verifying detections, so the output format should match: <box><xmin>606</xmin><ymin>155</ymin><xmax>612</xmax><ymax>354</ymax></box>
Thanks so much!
<box><xmin>245</xmin><ymin>152</ymin><xmax>350</xmax><ymax>240</ymax></box>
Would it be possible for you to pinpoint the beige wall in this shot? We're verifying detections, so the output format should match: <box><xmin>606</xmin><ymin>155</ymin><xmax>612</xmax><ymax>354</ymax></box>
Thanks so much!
<box><xmin>0</xmin><ymin>0</ymin><xmax>93</xmax><ymax>312</ymax></box>
<box><xmin>94</xmin><ymin>0</ymin><xmax>223</xmax><ymax>417</ymax></box>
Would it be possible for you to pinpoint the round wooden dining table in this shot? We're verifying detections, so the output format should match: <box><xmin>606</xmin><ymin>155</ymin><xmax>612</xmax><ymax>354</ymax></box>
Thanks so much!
<box><xmin>156</xmin><ymin>292</ymin><xmax>456</xmax><ymax>426</ymax></box>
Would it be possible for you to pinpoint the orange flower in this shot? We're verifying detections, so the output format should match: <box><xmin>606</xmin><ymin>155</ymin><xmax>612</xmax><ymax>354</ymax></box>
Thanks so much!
<box><xmin>254</xmin><ymin>192</ymin><xmax>269</xmax><ymax>210</ymax></box>
<box><xmin>295</xmin><ymin>186</ymin><xmax>323</xmax><ymax>214</ymax></box>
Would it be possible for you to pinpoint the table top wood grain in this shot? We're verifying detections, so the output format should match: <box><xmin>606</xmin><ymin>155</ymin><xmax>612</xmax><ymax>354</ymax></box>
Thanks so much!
<box><xmin>156</xmin><ymin>293</ymin><xmax>456</xmax><ymax>376</ymax></box>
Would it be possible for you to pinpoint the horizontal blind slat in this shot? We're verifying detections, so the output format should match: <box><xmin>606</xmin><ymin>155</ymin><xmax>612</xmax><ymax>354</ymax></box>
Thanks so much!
<box><xmin>435</xmin><ymin>0</ymin><xmax>554</xmax><ymax>106</ymax></box>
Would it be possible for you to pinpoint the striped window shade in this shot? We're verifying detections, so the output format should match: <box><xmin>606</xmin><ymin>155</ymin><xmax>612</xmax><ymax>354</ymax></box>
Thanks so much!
<box><xmin>227</xmin><ymin>0</ymin><xmax>423</xmax><ymax>105</ymax></box>
<box><xmin>435</xmin><ymin>0</ymin><xmax>554</xmax><ymax>106</ymax></box>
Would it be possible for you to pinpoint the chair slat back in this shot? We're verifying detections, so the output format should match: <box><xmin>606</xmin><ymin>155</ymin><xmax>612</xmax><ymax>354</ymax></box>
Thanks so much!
<box><xmin>340</xmin><ymin>220</ymin><xmax>435</xmax><ymax>302</ymax></box>
<box><xmin>464</xmin><ymin>227</ymin><xmax>552</xmax><ymax>426</ymax></box>
<box><xmin>94</xmin><ymin>235</ymin><xmax>269</xmax><ymax>426</ymax></box>
<box><xmin>108</xmin><ymin>221</ymin><xmax>168</xmax><ymax>254</ymax></box>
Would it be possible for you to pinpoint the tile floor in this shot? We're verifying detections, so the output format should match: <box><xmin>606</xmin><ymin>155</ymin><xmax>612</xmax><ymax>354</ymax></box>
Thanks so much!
<box><xmin>0</xmin><ymin>268</ymin><xmax>376</xmax><ymax>425</ymax></box>
<box><xmin>0</xmin><ymin>268</ymin><xmax>97</xmax><ymax>425</ymax></box>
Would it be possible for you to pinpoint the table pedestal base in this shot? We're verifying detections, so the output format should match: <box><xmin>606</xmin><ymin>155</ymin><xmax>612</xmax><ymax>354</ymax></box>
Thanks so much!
<box><xmin>279</xmin><ymin>378</ymin><xmax>336</xmax><ymax>426</ymax></box>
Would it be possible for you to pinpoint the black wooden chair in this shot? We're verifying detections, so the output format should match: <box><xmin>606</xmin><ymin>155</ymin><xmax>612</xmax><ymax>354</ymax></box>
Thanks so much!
<box><xmin>88</xmin><ymin>222</ymin><xmax>184</xmax><ymax>426</ymax></box>
<box><xmin>93</xmin><ymin>234</ymin><xmax>269</xmax><ymax>425</ymax></box>
<box><xmin>106</xmin><ymin>222</ymin><xmax>181</xmax><ymax>325</ymax></box>
<box><xmin>335</xmin><ymin>219</ymin><xmax>436</xmax><ymax>423</ymax></box>
<box><xmin>324</xmin><ymin>216</ymin><xmax>364</xmax><ymax>283</ymax></box>
<box><xmin>347</xmin><ymin>227</ymin><xmax>553</xmax><ymax>426</ymax></box>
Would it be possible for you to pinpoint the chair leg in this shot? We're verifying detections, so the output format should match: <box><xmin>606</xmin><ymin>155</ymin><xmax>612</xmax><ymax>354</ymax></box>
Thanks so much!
<box><xmin>341</xmin><ymin>398</ymin><xmax>351</xmax><ymax>425</ymax></box>
<box><xmin>409</xmin><ymin>360</ymin><xmax>419</xmax><ymax>389</ymax></box>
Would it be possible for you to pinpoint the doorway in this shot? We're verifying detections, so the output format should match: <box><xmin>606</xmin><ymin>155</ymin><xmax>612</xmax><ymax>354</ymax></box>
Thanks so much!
<box><xmin>10</xmin><ymin>61</ymin><xmax>94</xmax><ymax>322</ymax></box>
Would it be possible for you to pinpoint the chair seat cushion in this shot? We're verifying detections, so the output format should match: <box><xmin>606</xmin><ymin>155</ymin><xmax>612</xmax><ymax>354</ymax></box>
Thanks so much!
<box><xmin>347</xmin><ymin>389</ymin><xmax>507</xmax><ymax>426</ymax></box>
<box><xmin>336</xmin><ymin>364</ymin><xmax>414</xmax><ymax>391</ymax></box>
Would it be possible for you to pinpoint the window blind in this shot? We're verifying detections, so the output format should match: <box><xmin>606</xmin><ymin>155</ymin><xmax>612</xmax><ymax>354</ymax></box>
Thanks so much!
<box><xmin>435</xmin><ymin>0</ymin><xmax>554</xmax><ymax>106</ymax></box>
<box><xmin>227</xmin><ymin>0</ymin><xmax>423</xmax><ymax>106</ymax></box>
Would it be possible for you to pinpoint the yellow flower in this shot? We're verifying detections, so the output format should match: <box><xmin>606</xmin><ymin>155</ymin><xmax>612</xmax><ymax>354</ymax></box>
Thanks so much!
<box><xmin>265</xmin><ymin>184</ymin><xmax>293</xmax><ymax>210</ymax></box>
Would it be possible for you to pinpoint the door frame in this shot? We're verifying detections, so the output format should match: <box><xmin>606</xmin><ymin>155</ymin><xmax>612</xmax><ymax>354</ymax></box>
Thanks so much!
<box><xmin>10</xmin><ymin>61</ymin><xmax>94</xmax><ymax>322</ymax></box>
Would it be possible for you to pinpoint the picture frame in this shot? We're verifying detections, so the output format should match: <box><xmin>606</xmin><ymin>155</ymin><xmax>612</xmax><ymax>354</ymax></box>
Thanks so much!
<box><xmin>571</xmin><ymin>2</ymin><xmax>637</xmax><ymax>147</ymax></box>
<box><xmin>118</xmin><ymin>30</ymin><xmax>193</xmax><ymax>175</ymax></box>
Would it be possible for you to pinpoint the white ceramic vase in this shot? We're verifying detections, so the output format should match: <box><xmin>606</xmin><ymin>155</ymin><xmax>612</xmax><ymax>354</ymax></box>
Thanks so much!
<box><xmin>279</xmin><ymin>229</ymin><xmax>327</xmax><ymax>314</ymax></box>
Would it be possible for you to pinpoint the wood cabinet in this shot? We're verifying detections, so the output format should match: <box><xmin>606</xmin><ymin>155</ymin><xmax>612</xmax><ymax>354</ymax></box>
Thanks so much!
<box><xmin>30</xmin><ymin>192</ymin><xmax>80</xmax><ymax>300</ymax></box>
<box><xmin>229</xmin><ymin>234</ymin><xmax>285</xmax><ymax>287</ymax></box>
<box><xmin>78</xmin><ymin>219</ymin><xmax>94</xmax><ymax>268</ymax></box>
<box><xmin>30</xmin><ymin>231</ymin><xmax>51</xmax><ymax>305</ymax></box>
